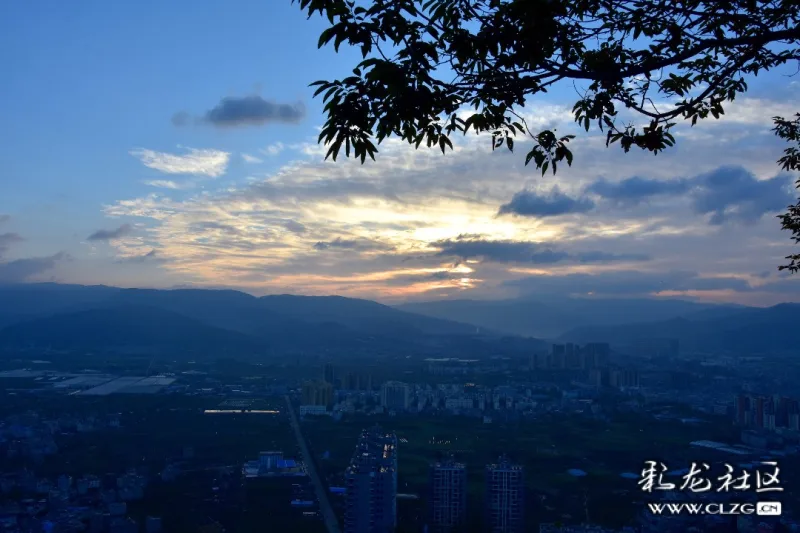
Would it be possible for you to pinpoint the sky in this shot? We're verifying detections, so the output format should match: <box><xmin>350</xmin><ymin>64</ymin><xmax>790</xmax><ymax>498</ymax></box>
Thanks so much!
<box><xmin>1</xmin><ymin>0</ymin><xmax>799</xmax><ymax>306</ymax></box>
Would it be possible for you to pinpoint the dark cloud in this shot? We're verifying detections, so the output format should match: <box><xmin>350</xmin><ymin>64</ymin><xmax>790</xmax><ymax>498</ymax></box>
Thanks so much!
<box><xmin>585</xmin><ymin>166</ymin><xmax>794</xmax><ymax>224</ymax></box>
<box><xmin>572</xmin><ymin>251</ymin><xmax>651</xmax><ymax>263</ymax></box>
<box><xmin>432</xmin><ymin>237</ymin><xmax>650</xmax><ymax>265</ymax></box>
<box><xmin>283</xmin><ymin>220</ymin><xmax>307</xmax><ymax>234</ymax></box>
<box><xmin>87</xmin><ymin>224</ymin><xmax>132</xmax><ymax>242</ymax></box>
<box><xmin>433</xmin><ymin>238</ymin><xmax>565</xmax><ymax>263</ymax></box>
<box><xmin>756</xmin><ymin>277</ymin><xmax>800</xmax><ymax>294</ymax></box>
<box><xmin>586</xmin><ymin>177</ymin><xmax>690</xmax><ymax>205</ymax></box>
<box><xmin>0</xmin><ymin>215</ymin><xmax>10</xmax><ymax>225</ymax></box>
<box><xmin>180</xmin><ymin>96</ymin><xmax>306</xmax><ymax>128</ymax></box>
<box><xmin>313</xmin><ymin>237</ymin><xmax>394</xmax><ymax>252</ymax></box>
<box><xmin>0</xmin><ymin>252</ymin><xmax>70</xmax><ymax>283</ymax></box>
<box><xmin>194</xmin><ymin>239</ymin><xmax>262</xmax><ymax>252</ymax></box>
<box><xmin>504</xmin><ymin>270</ymin><xmax>753</xmax><ymax>296</ymax></box>
<box><xmin>498</xmin><ymin>188</ymin><xmax>595</xmax><ymax>217</ymax></box>
<box><xmin>383</xmin><ymin>270</ymin><xmax>456</xmax><ymax>286</ymax></box>
<box><xmin>116</xmin><ymin>250</ymin><xmax>162</xmax><ymax>264</ymax></box>
<box><xmin>689</xmin><ymin>166</ymin><xmax>794</xmax><ymax>224</ymax></box>
<box><xmin>0</xmin><ymin>233</ymin><xmax>24</xmax><ymax>259</ymax></box>
<box><xmin>188</xmin><ymin>221</ymin><xmax>242</xmax><ymax>235</ymax></box>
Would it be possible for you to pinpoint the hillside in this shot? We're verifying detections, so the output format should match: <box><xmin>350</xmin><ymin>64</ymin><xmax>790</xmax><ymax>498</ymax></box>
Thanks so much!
<box><xmin>0</xmin><ymin>305</ymin><xmax>265</xmax><ymax>355</ymax></box>
<box><xmin>559</xmin><ymin>303</ymin><xmax>800</xmax><ymax>353</ymax></box>
<box><xmin>395</xmin><ymin>297</ymin><xmax>744</xmax><ymax>338</ymax></box>
<box><xmin>0</xmin><ymin>284</ymin><xmax>508</xmax><ymax>358</ymax></box>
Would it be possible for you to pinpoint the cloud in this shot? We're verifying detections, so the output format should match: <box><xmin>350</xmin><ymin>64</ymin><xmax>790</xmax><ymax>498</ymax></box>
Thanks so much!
<box><xmin>283</xmin><ymin>220</ymin><xmax>307</xmax><ymax>234</ymax></box>
<box><xmin>586</xmin><ymin>177</ymin><xmax>691</xmax><ymax>206</ymax></box>
<box><xmin>115</xmin><ymin>249</ymin><xmax>162</xmax><ymax>264</ymax></box>
<box><xmin>584</xmin><ymin>167</ymin><xmax>794</xmax><ymax>225</ymax></box>
<box><xmin>130</xmin><ymin>147</ymin><xmax>230</xmax><ymax>178</ymax></box>
<box><xmin>242</xmin><ymin>153</ymin><xmax>263</xmax><ymax>164</ymax></box>
<box><xmin>432</xmin><ymin>237</ymin><xmax>650</xmax><ymax>265</ymax></box>
<box><xmin>498</xmin><ymin>187</ymin><xmax>595</xmax><ymax>217</ymax></box>
<box><xmin>100</xmin><ymin>93</ymin><xmax>800</xmax><ymax>304</ymax></box>
<box><xmin>0</xmin><ymin>252</ymin><xmax>70</xmax><ymax>283</ymax></box>
<box><xmin>689</xmin><ymin>166</ymin><xmax>795</xmax><ymax>225</ymax></box>
<box><xmin>188</xmin><ymin>221</ymin><xmax>242</xmax><ymax>235</ymax></box>
<box><xmin>177</xmin><ymin>96</ymin><xmax>305</xmax><ymax>128</ymax></box>
<box><xmin>382</xmin><ymin>270</ymin><xmax>460</xmax><ymax>286</ymax></box>
<box><xmin>313</xmin><ymin>237</ymin><xmax>394</xmax><ymax>252</ymax></box>
<box><xmin>262</xmin><ymin>142</ymin><xmax>285</xmax><ymax>156</ymax></box>
<box><xmin>0</xmin><ymin>233</ymin><xmax>24</xmax><ymax>260</ymax></box>
<box><xmin>143</xmin><ymin>180</ymin><xmax>192</xmax><ymax>190</ymax></box>
<box><xmin>0</xmin><ymin>215</ymin><xmax>9</xmax><ymax>225</ymax></box>
<box><xmin>504</xmin><ymin>270</ymin><xmax>754</xmax><ymax>297</ymax></box>
<box><xmin>87</xmin><ymin>224</ymin><xmax>132</xmax><ymax>242</ymax></box>
<box><xmin>572</xmin><ymin>251</ymin><xmax>651</xmax><ymax>263</ymax></box>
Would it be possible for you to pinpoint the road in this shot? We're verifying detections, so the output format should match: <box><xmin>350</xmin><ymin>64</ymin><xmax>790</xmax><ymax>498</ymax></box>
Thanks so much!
<box><xmin>285</xmin><ymin>396</ymin><xmax>342</xmax><ymax>533</ymax></box>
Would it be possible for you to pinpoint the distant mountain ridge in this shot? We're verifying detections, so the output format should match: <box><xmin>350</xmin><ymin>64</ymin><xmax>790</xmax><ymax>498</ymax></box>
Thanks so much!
<box><xmin>1</xmin><ymin>284</ymin><xmax>794</xmax><ymax>358</ymax></box>
<box><xmin>394</xmin><ymin>297</ymin><xmax>749</xmax><ymax>338</ymax></box>
<box><xmin>0</xmin><ymin>284</ymin><xmax>518</xmax><ymax>358</ymax></box>
<box><xmin>559</xmin><ymin>303</ymin><xmax>800</xmax><ymax>353</ymax></box>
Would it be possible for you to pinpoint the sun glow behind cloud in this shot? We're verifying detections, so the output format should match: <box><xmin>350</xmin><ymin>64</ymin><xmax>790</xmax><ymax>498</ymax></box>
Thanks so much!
<box><xmin>95</xmin><ymin>96</ymin><xmax>800</xmax><ymax>303</ymax></box>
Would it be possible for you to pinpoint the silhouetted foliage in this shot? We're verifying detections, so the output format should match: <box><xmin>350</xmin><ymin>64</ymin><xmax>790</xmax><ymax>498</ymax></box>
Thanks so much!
<box><xmin>295</xmin><ymin>0</ymin><xmax>799</xmax><ymax>267</ymax></box>
<box><xmin>774</xmin><ymin>114</ymin><xmax>800</xmax><ymax>272</ymax></box>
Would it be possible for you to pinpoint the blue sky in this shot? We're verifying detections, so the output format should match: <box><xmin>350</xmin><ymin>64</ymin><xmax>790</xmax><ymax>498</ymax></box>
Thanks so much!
<box><xmin>1</xmin><ymin>1</ymin><xmax>799</xmax><ymax>305</ymax></box>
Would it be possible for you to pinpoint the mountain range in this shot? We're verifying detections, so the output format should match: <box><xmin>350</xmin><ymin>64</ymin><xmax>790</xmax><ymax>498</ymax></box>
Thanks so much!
<box><xmin>0</xmin><ymin>284</ymin><xmax>796</xmax><ymax>357</ymax></box>
<box><xmin>559</xmin><ymin>303</ymin><xmax>800</xmax><ymax>353</ymax></box>
<box><xmin>394</xmin><ymin>297</ymin><xmax>748</xmax><ymax>338</ymax></box>
<box><xmin>395</xmin><ymin>297</ymin><xmax>800</xmax><ymax>353</ymax></box>
<box><xmin>0</xmin><ymin>284</ymin><xmax>533</xmax><ymax>358</ymax></box>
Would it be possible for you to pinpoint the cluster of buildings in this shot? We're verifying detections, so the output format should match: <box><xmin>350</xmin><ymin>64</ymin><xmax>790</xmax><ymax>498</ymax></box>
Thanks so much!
<box><xmin>1</xmin><ymin>412</ymin><xmax>121</xmax><ymax>463</ymax></box>
<box><xmin>339</xmin><ymin>426</ymin><xmax>527</xmax><ymax>533</ymax></box>
<box><xmin>531</xmin><ymin>343</ymin><xmax>611</xmax><ymax>371</ymax></box>
<box><xmin>299</xmin><ymin>357</ymin><xmax>642</xmax><ymax>421</ymax></box>
<box><xmin>242</xmin><ymin>450</ymin><xmax>303</xmax><ymax>478</ymax></box>
<box><xmin>532</xmin><ymin>344</ymin><xmax>640</xmax><ymax>390</ymax></box>
<box><xmin>0</xmin><ymin>470</ymin><xmax>158</xmax><ymax>533</ymax></box>
<box><xmin>734</xmin><ymin>394</ymin><xmax>800</xmax><ymax>432</ymax></box>
<box><xmin>426</xmin><ymin>457</ymin><xmax>525</xmax><ymax>533</ymax></box>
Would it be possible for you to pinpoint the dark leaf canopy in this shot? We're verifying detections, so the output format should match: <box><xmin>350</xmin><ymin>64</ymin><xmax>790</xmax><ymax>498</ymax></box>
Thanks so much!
<box><xmin>774</xmin><ymin>114</ymin><xmax>800</xmax><ymax>272</ymax></box>
<box><xmin>295</xmin><ymin>0</ymin><xmax>799</xmax><ymax>265</ymax></box>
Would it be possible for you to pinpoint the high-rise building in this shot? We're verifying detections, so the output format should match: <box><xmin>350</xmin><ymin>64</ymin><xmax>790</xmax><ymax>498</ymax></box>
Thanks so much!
<box><xmin>302</xmin><ymin>380</ymin><xmax>333</xmax><ymax>408</ymax></box>
<box><xmin>582</xmin><ymin>342</ymin><xmax>610</xmax><ymax>369</ymax></box>
<box><xmin>344</xmin><ymin>427</ymin><xmax>398</xmax><ymax>533</ymax></box>
<box><xmin>323</xmin><ymin>362</ymin><xmax>336</xmax><ymax>386</ymax></box>
<box><xmin>485</xmin><ymin>457</ymin><xmax>524</xmax><ymax>533</ymax></box>
<box><xmin>551</xmin><ymin>344</ymin><xmax>566</xmax><ymax>369</ymax></box>
<box><xmin>343</xmin><ymin>372</ymin><xmax>373</xmax><ymax>391</ymax></box>
<box><xmin>565</xmin><ymin>343</ymin><xmax>580</xmax><ymax>369</ymax></box>
<box><xmin>734</xmin><ymin>394</ymin><xmax>750</xmax><ymax>425</ymax></box>
<box><xmin>381</xmin><ymin>381</ymin><xmax>410</xmax><ymax>411</ymax></box>
<box><xmin>609</xmin><ymin>368</ymin><xmax>640</xmax><ymax>389</ymax></box>
<box><xmin>428</xmin><ymin>460</ymin><xmax>467</xmax><ymax>532</ymax></box>
<box><xmin>755</xmin><ymin>397</ymin><xmax>766</xmax><ymax>428</ymax></box>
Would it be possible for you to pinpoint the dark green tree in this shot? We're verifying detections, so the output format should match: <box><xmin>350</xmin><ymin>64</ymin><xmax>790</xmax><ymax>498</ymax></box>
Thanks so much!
<box><xmin>295</xmin><ymin>0</ymin><xmax>799</xmax><ymax>267</ymax></box>
<box><xmin>775</xmin><ymin>114</ymin><xmax>800</xmax><ymax>272</ymax></box>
